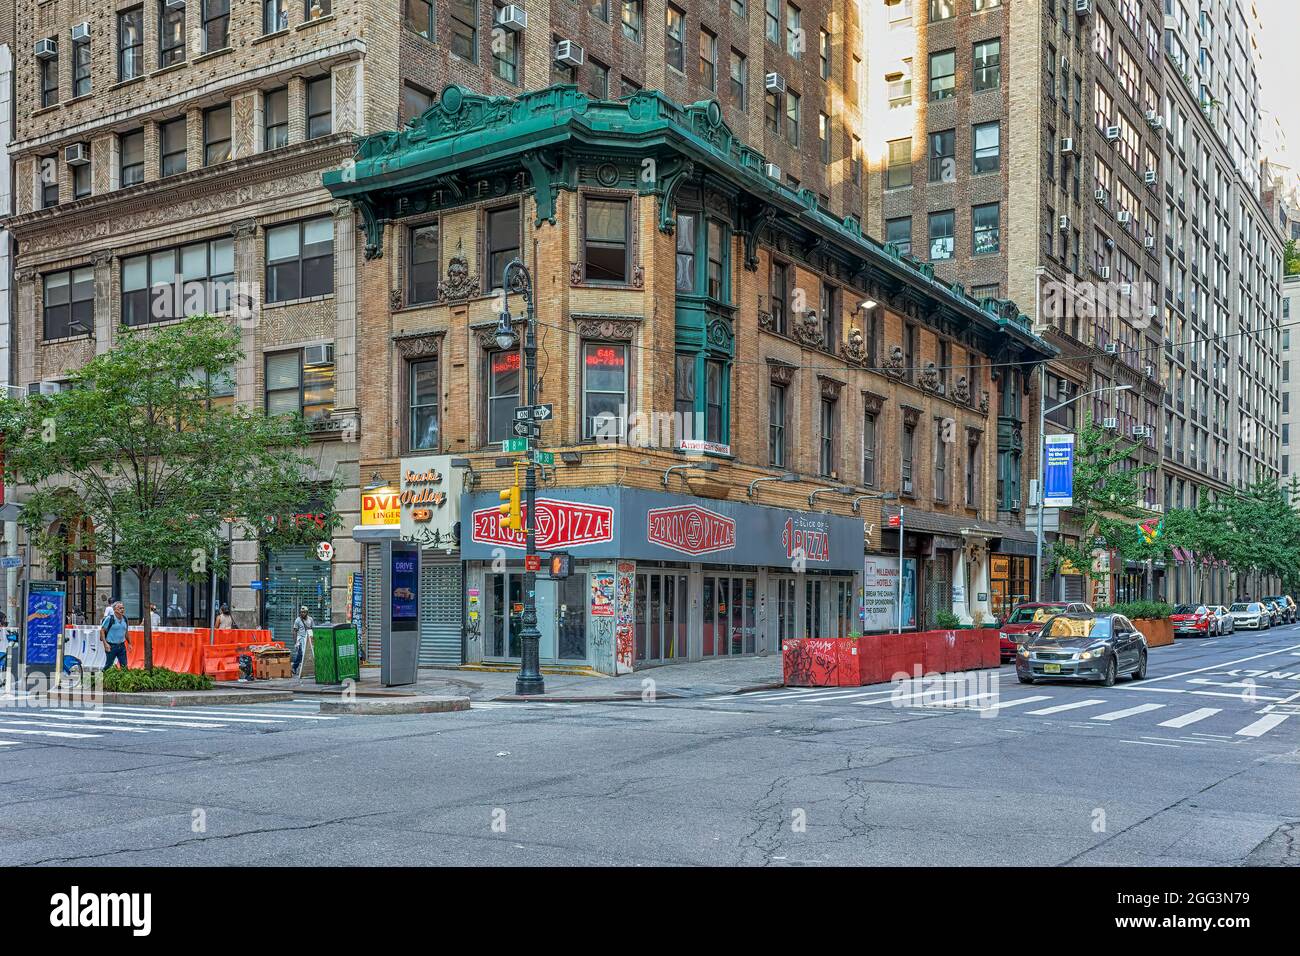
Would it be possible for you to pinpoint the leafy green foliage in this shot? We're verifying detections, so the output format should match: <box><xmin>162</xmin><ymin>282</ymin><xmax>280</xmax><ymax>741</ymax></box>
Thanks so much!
<box><xmin>0</xmin><ymin>314</ymin><xmax>341</xmax><ymax>669</ymax></box>
<box><xmin>100</xmin><ymin>667</ymin><xmax>215</xmax><ymax>692</ymax></box>
<box><xmin>1050</xmin><ymin>412</ymin><xmax>1164</xmax><ymax>582</ymax></box>
<box><xmin>1094</xmin><ymin>601</ymin><xmax>1172</xmax><ymax>621</ymax></box>
<box><xmin>1285</xmin><ymin>238</ymin><xmax>1300</xmax><ymax>276</ymax></box>
<box><xmin>934</xmin><ymin>610</ymin><xmax>962</xmax><ymax>630</ymax></box>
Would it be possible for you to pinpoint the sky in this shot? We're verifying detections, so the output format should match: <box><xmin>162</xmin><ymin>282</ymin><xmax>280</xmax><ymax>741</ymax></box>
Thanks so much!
<box><xmin>1255</xmin><ymin>0</ymin><xmax>1300</xmax><ymax>171</ymax></box>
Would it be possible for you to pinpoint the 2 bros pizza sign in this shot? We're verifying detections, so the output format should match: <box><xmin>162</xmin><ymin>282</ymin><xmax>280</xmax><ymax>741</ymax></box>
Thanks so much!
<box><xmin>471</xmin><ymin>498</ymin><xmax>614</xmax><ymax>550</ymax></box>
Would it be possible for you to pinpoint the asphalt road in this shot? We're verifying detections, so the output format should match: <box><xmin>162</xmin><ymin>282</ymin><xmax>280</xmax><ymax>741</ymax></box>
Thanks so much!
<box><xmin>1</xmin><ymin>625</ymin><xmax>1298</xmax><ymax>866</ymax></box>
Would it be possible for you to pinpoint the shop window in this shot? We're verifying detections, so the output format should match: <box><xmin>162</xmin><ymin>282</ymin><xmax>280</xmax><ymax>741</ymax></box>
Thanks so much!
<box><xmin>408</xmin><ymin>222</ymin><xmax>439</xmax><ymax>304</ymax></box>
<box><xmin>485</xmin><ymin>205</ymin><xmax>521</xmax><ymax>291</ymax></box>
<box><xmin>769</xmin><ymin>382</ymin><xmax>787</xmax><ymax>467</ymax></box>
<box><xmin>120</xmin><ymin>130</ymin><xmax>145</xmax><ymax>186</ymax></box>
<box><xmin>43</xmin><ymin>268</ymin><xmax>95</xmax><ymax>340</ymax></box>
<box><xmin>486</xmin><ymin>349</ymin><xmax>521</xmax><ymax>444</ymax></box>
<box><xmin>820</xmin><ymin>397</ymin><xmax>837</xmax><ymax>476</ymax></box>
<box><xmin>582</xmin><ymin>342</ymin><xmax>628</xmax><ymax>440</ymax></box>
<box><xmin>266</xmin><ymin>217</ymin><xmax>334</xmax><ymax>302</ymax></box>
<box><xmin>862</xmin><ymin>410</ymin><xmax>877</xmax><ymax>486</ymax></box>
<box><xmin>265</xmin><ymin>347</ymin><xmax>335</xmax><ymax>421</ymax></box>
<box><xmin>584</xmin><ymin>198</ymin><xmax>629</xmax><ymax>283</ymax></box>
<box><xmin>204</xmin><ymin>105</ymin><xmax>231</xmax><ymax>166</ymax></box>
<box><xmin>450</xmin><ymin>0</ymin><xmax>478</xmax><ymax>61</ymax></box>
<box><xmin>161</xmin><ymin>117</ymin><xmax>187</xmax><ymax>177</ymax></box>
<box><xmin>118</xmin><ymin>7</ymin><xmax>143</xmax><ymax>82</ymax></box>
<box><xmin>409</xmin><ymin>358</ymin><xmax>439</xmax><ymax>451</ymax></box>
<box><xmin>675</xmin><ymin>212</ymin><xmax>696</xmax><ymax>292</ymax></box>
<box><xmin>159</xmin><ymin>0</ymin><xmax>186</xmax><ymax>66</ymax></box>
<box><xmin>306</xmin><ymin>76</ymin><xmax>333</xmax><ymax>139</ymax></box>
<box><xmin>264</xmin><ymin>87</ymin><xmax>289</xmax><ymax>149</ymax></box>
<box><xmin>201</xmin><ymin>0</ymin><xmax>230</xmax><ymax>52</ymax></box>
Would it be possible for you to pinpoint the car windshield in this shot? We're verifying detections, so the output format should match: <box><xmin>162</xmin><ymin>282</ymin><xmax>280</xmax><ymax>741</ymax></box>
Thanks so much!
<box><xmin>1173</xmin><ymin>604</ymin><xmax>1205</xmax><ymax>615</ymax></box>
<box><xmin>1008</xmin><ymin>605</ymin><xmax>1066</xmax><ymax>624</ymax></box>
<box><xmin>1230</xmin><ymin>603</ymin><xmax>1251</xmax><ymax>612</ymax></box>
<box><xmin>1040</xmin><ymin>616</ymin><xmax>1111</xmax><ymax>639</ymax></box>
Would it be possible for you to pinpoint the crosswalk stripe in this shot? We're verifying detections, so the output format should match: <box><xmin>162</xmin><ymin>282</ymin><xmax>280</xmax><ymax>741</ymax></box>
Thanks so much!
<box><xmin>860</xmin><ymin>691</ymin><xmax>995</xmax><ymax>708</ymax></box>
<box><xmin>1026</xmin><ymin>699</ymin><xmax>1106</xmax><ymax>715</ymax></box>
<box><xmin>973</xmin><ymin>695</ymin><xmax>1053</xmax><ymax>711</ymax></box>
<box><xmin>0</xmin><ymin>727</ymin><xmax>100</xmax><ymax>739</ymax></box>
<box><xmin>0</xmin><ymin>719</ymin><xmax>156</xmax><ymax>734</ymax></box>
<box><xmin>1235</xmin><ymin>713</ymin><xmax>1291</xmax><ymax>738</ymax></box>
<box><xmin>12</xmin><ymin>711</ymin><xmax>231</xmax><ymax>730</ymax></box>
<box><xmin>0</xmin><ymin>740</ymin><xmax>18</xmax><ymax>746</ymax></box>
<box><xmin>1091</xmin><ymin>703</ymin><xmax>1166</xmax><ymax>721</ymax></box>
<box><xmin>1158</xmin><ymin>707</ymin><xmax>1221</xmax><ymax>728</ymax></box>
<box><xmin>779</xmin><ymin>687</ymin><xmax>902</xmax><ymax>704</ymax></box>
<box><xmin>89</xmin><ymin>707</ymin><xmax>283</xmax><ymax>725</ymax></box>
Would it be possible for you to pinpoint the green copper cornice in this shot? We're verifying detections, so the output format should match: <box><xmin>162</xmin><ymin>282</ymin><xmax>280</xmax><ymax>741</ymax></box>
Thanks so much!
<box><xmin>323</xmin><ymin>83</ymin><xmax>1056</xmax><ymax>361</ymax></box>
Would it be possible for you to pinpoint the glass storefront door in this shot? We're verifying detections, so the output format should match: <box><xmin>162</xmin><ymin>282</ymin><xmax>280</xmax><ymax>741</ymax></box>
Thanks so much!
<box><xmin>702</xmin><ymin>573</ymin><xmax>757</xmax><ymax>656</ymax></box>
<box><xmin>634</xmin><ymin>571</ymin><xmax>689</xmax><ymax>663</ymax></box>
<box><xmin>488</xmin><ymin>572</ymin><xmax>524</xmax><ymax>660</ymax></box>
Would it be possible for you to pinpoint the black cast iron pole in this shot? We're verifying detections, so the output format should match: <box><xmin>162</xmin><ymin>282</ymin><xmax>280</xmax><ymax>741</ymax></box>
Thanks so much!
<box><xmin>504</xmin><ymin>258</ymin><xmax>545</xmax><ymax>696</ymax></box>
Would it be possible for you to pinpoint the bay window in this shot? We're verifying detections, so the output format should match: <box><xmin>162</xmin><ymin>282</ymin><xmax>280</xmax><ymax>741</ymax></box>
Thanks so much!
<box><xmin>583</xmin><ymin>198</ymin><xmax>629</xmax><ymax>283</ymax></box>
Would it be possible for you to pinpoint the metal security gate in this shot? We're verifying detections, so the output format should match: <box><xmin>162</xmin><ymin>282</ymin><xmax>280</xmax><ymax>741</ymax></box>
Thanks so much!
<box><xmin>364</xmin><ymin>543</ymin><xmax>384</xmax><ymax>664</ymax></box>
<box><xmin>265</xmin><ymin>549</ymin><xmax>331</xmax><ymax>649</ymax></box>
<box><xmin>923</xmin><ymin>553</ymin><xmax>953</xmax><ymax>629</ymax></box>
<box><xmin>419</xmin><ymin>557</ymin><xmax>463</xmax><ymax>666</ymax></box>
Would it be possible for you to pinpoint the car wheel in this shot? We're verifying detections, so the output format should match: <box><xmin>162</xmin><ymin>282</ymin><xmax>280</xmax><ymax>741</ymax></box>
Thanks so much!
<box><xmin>1100</xmin><ymin>656</ymin><xmax>1117</xmax><ymax>687</ymax></box>
<box><xmin>1018</xmin><ymin>674</ymin><xmax>1035</xmax><ymax>684</ymax></box>
<box><xmin>1131</xmin><ymin>650</ymin><xmax>1148</xmax><ymax>681</ymax></box>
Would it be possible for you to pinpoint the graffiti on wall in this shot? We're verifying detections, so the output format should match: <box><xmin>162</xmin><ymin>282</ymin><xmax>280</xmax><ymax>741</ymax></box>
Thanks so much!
<box><xmin>615</xmin><ymin>561</ymin><xmax>636</xmax><ymax>675</ymax></box>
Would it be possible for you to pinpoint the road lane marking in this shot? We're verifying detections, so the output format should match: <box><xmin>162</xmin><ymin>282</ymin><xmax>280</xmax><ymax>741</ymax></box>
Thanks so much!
<box><xmin>1026</xmin><ymin>699</ymin><xmax>1106</xmax><ymax>715</ymax></box>
<box><xmin>89</xmin><ymin>707</ymin><xmax>283</xmax><ymax>725</ymax></box>
<box><xmin>0</xmin><ymin>719</ymin><xmax>156</xmax><ymax>734</ymax></box>
<box><xmin>0</xmin><ymin>727</ymin><xmax>100</xmax><ymax>739</ymax></box>
<box><xmin>859</xmin><ymin>691</ymin><xmax>995</xmax><ymax>708</ymax></box>
<box><xmin>1136</xmin><ymin>642</ymin><xmax>1300</xmax><ymax>683</ymax></box>
<box><xmin>1158</xmin><ymin>707</ymin><xmax>1221</xmax><ymax>728</ymax></box>
<box><xmin>1120</xmin><ymin>739</ymin><xmax>1179</xmax><ymax>748</ymax></box>
<box><xmin>1235</xmin><ymin>713</ymin><xmax>1291</xmax><ymax>737</ymax></box>
<box><xmin>1092</xmin><ymin>703</ymin><xmax>1166</xmax><ymax>721</ymax></box>
<box><xmin>11</xmin><ymin>711</ymin><xmax>231</xmax><ymax>730</ymax></box>
<box><xmin>974</xmin><ymin>695</ymin><xmax>1052</xmax><ymax>712</ymax></box>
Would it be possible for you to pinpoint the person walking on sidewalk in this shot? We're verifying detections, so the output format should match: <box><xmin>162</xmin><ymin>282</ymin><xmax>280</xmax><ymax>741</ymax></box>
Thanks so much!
<box><xmin>101</xmin><ymin>601</ymin><xmax>130</xmax><ymax>670</ymax></box>
<box><xmin>291</xmin><ymin>606</ymin><xmax>314</xmax><ymax>676</ymax></box>
<box><xmin>215</xmin><ymin>604</ymin><xmax>235</xmax><ymax>630</ymax></box>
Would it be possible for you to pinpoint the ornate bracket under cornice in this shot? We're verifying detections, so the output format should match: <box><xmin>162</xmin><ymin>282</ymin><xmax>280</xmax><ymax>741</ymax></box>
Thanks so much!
<box><xmin>355</xmin><ymin>196</ymin><xmax>387</xmax><ymax>260</ymax></box>
<box><xmin>862</xmin><ymin>390</ymin><xmax>886</xmax><ymax>416</ymax></box>
<box><xmin>739</xmin><ymin>202</ymin><xmax>777</xmax><ymax>272</ymax></box>
<box><xmin>230</xmin><ymin>218</ymin><xmax>258</xmax><ymax>239</ymax></box>
<box><xmin>901</xmin><ymin>405</ymin><xmax>922</xmax><ymax>428</ymax></box>
<box><xmin>519</xmin><ymin>149</ymin><xmax>563</xmax><ymax>226</ymax></box>
<box><xmin>818</xmin><ymin>376</ymin><xmax>844</xmax><ymax>400</ymax></box>
<box><xmin>767</xmin><ymin>359</ymin><xmax>796</xmax><ymax>386</ymax></box>
<box><xmin>392</xmin><ymin>329</ymin><xmax>444</xmax><ymax>360</ymax></box>
<box><xmin>654</xmin><ymin>157</ymin><xmax>696</xmax><ymax>235</ymax></box>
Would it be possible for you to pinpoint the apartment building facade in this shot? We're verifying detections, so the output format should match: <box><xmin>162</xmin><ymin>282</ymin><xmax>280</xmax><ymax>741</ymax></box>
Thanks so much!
<box><xmin>1161</xmin><ymin>0</ymin><xmax>1285</xmax><ymax>602</ymax></box>
<box><xmin>863</xmin><ymin>0</ymin><xmax>1167</xmax><ymax>605</ymax></box>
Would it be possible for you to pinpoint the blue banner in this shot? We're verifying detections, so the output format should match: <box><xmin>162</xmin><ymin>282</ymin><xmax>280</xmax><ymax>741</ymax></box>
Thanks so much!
<box><xmin>1043</xmin><ymin>434</ymin><xmax>1075</xmax><ymax>508</ymax></box>
<box><xmin>25</xmin><ymin>581</ymin><xmax>66</xmax><ymax>667</ymax></box>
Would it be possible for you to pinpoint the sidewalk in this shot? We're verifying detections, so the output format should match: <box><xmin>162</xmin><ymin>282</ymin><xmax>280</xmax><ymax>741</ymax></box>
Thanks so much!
<box><xmin>248</xmin><ymin>655</ymin><xmax>784</xmax><ymax>702</ymax></box>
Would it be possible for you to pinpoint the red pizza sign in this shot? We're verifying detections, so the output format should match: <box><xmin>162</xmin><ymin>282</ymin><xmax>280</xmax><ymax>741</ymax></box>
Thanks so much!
<box><xmin>647</xmin><ymin>505</ymin><xmax>737</xmax><ymax>556</ymax></box>
<box><xmin>783</xmin><ymin>517</ymin><xmax>830</xmax><ymax>562</ymax></box>
<box><xmin>471</xmin><ymin>498</ymin><xmax>614</xmax><ymax>550</ymax></box>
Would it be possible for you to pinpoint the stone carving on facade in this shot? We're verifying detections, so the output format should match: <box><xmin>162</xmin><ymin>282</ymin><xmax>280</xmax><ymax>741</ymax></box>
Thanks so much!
<box><xmin>230</xmin><ymin>218</ymin><xmax>258</xmax><ymax>239</ymax></box>
<box><xmin>768</xmin><ymin>360</ymin><xmax>795</xmax><ymax>386</ymax></box>
<box><xmin>390</xmin><ymin>289</ymin><xmax>404</xmax><ymax>311</ymax></box>
<box><xmin>883</xmin><ymin>344</ymin><xmax>906</xmax><ymax>378</ymax></box>
<box><xmin>758</xmin><ymin>310</ymin><xmax>774</xmax><ymax>330</ymax></box>
<box><xmin>862</xmin><ymin>391</ymin><xmax>885</xmax><ymax>416</ymax></box>
<box><xmin>901</xmin><ymin>405</ymin><xmax>921</xmax><ymax>428</ymax></box>
<box><xmin>574</xmin><ymin>318</ymin><xmax>637</xmax><ymax>341</ymax></box>
<box><xmin>794</xmin><ymin>310</ymin><xmax>826</xmax><ymax>348</ymax></box>
<box><xmin>437</xmin><ymin>255</ymin><xmax>478</xmax><ymax>301</ymax></box>
<box><xmin>92</xmin><ymin>249</ymin><xmax>114</xmax><ymax>266</ymax></box>
<box><xmin>332</xmin><ymin>65</ymin><xmax>359</xmax><ymax>135</ymax></box>
<box><xmin>393</xmin><ymin>332</ymin><xmax>442</xmax><ymax>361</ymax></box>
<box><xmin>819</xmin><ymin>376</ymin><xmax>844</xmax><ymax>400</ymax></box>
<box><xmin>474</xmin><ymin>322</ymin><xmax>522</xmax><ymax>350</ymax></box>
<box><xmin>920</xmin><ymin>361</ymin><xmax>941</xmax><ymax>392</ymax></box>
<box><xmin>840</xmin><ymin>326</ymin><xmax>868</xmax><ymax>364</ymax></box>
<box><xmin>979</xmin><ymin>390</ymin><xmax>990</xmax><ymax>414</ymax></box>
<box><xmin>953</xmin><ymin>375</ymin><xmax>970</xmax><ymax>404</ymax></box>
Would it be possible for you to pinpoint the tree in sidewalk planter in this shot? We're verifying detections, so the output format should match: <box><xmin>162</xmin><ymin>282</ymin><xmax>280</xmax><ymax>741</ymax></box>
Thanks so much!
<box><xmin>1216</xmin><ymin>474</ymin><xmax>1300</xmax><ymax>597</ymax></box>
<box><xmin>0</xmin><ymin>314</ymin><xmax>341</xmax><ymax>671</ymax></box>
<box><xmin>1049</xmin><ymin>412</ymin><xmax>1168</xmax><ymax>584</ymax></box>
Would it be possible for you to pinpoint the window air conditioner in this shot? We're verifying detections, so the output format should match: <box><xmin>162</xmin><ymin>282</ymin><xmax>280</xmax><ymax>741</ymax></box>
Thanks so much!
<box><xmin>554</xmin><ymin>39</ymin><xmax>584</xmax><ymax>68</ymax></box>
<box><xmin>70</xmin><ymin>22</ymin><xmax>91</xmax><ymax>41</ymax></box>
<box><xmin>1105</xmin><ymin>125</ymin><xmax>1121</xmax><ymax>141</ymax></box>
<box><xmin>64</xmin><ymin>142</ymin><xmax>90</xmax><ymax>166</ymax></box>
<box><xmin>765</xmin><ymin>72</ymin><xmax>786</xmax><ymax>93</ymax></box>
<box><xmin>1060</xmin><ymin>137</ymin><xmax>1075</xmax><ymax>154</ymax></box>
<box><xmin>1103</xmin><ymin>417</ymin><xmax>1119</xmax><ymax>429</ymax></box>
<box><xmin>303</xmin><ymin>343</ymin><xmax>335</xmax><ymax>367</ymax></box>
<box><xmin>764</xmin><ymin>162</ymin><xmax>782</xmax><ymax>180</ymax></box>
<box><xmin>34</xmin><ymin>38</ymin><xmax>57</xmax><ymax>60</ymax></box>
<box><xmin>497</xmin><ymin>5</ymin><xmax>527</xmax><ymax>31</ymax></box>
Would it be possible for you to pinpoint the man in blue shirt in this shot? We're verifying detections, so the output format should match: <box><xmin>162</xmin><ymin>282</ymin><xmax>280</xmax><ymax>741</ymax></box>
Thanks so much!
<box><xmin>101</xmin><ymin>600</ymin><xmax>130</xmax><ymax>670</ymax></box>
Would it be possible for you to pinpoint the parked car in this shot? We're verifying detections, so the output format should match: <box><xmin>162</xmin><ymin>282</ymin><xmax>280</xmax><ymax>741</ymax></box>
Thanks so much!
<box><xmin>1262</xmin><ymin>595</ymin><xmax>1296</xmax><ymax>624</ymax></box>
<box><xmin>998</xmin><ymin>601</ymin><xmax>1093</xmax><ymax>663</ymax></box>
<box><xmin>1228</xmin><ymin>601</ymin><xmax>1270</xmax><ymax>629</ymax></box>
<box><xmin>1264</xmin><ymin>601</ymin><xmax>1283</xmax><ymax>627</ymax></box>
<box><xmin>1016</xmin><ymin>611</ymin><xmax>1148</xmax><ymax>686</ymax></box>
<box><xmin>1208</xmin><ymin>605</ymin><xmax>1235</xmax><ymax>635</ymax></box>
<box><xmin>1170</xmin><ymin>603</ymin><xmax>1218</xmax><ymax>637</ymax></box>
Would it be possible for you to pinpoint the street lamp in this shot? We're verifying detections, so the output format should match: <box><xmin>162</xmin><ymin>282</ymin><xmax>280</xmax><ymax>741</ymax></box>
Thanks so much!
<box><xmin>1033</xmin><ymin>372</ymin><xmax>1133</xmax><ymax>602</ymax></box>
<box><xmin>808</xmin><ymin>485</ymin><xmax>854</xmax><ymax>509</ymax></box>
<box><xmin>497</xmin><ymin>258</ymin><xmax>545</xmax><ymax>697</ymax></box>
<box><xmin>852</xmin><ymin>490</ymin><xmax>898</xmax><ymax>513</ymax></box>
<box><xmin>662</xmin><ymin>460</ymin><xmax>719</xmax><ymax>488</ymax></box>
<box><xmin>746</xmin><ymin>472</ymin><xmax>799</xmax><ymax>499</ymax></box>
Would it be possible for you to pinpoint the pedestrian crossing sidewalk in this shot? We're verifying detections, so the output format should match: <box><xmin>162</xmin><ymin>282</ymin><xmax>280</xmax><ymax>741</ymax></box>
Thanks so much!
<box><xmin>708</xmin><ymin>682</ymin><xmax>1298</xmax><ymax>740</ymax></box>
<box><xmin>0</xmin><ymin>700</ymin><xmax>340</xmax><ymax>744</ymax></box>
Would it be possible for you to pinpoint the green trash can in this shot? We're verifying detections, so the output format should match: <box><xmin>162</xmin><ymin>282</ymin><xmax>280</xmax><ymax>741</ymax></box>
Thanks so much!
<box><xmin>333</xmin><ymin>623</ymin><xmax>361</xmax><ymax>682</ymax></box>
<box><xmin>311</xmin><ymin>624</ymin><xmax>361</xmax><ymax>685</ymax></box>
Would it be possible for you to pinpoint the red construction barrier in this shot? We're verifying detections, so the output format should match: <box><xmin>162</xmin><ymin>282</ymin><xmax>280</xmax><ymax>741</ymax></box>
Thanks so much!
<box><xmin>879</xmin><ymin>632</ymin><xmax>922</xmax><ymax>681</ymax></box>
<box><xmin>856</xmin><ymin>634</ymin><xmax>884</xmax><ymax>686</ymax></box>
<box><xmin>782</xmin><ymin>638</ymin><xmax>841</xmax><ymax>686</ymax></box>
<box><xmin>956</xmin><ymin>629</ymin><xmax>980</xmax><ymax>670</ymax></box>
<box><xmin>921</xmin><ymin>631</ymin><xmax>956</xmax><ymax>674</ymax></box>
<box><xmin>976</xmin><ymin>628</ymin><xmax>1001</xmax><ymax>668</ymax></box>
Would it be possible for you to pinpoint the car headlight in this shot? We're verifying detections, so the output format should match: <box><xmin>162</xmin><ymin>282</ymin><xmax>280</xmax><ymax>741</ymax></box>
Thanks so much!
<box><xmin>1079</xmin><ymin>650</ymin><xmax>1093</xmax><ymax>660</ymax></box>
<box><xmin>999</xmin><ymin>632</ymin><xmax>1009</xmax><ymax>642</ymax></box>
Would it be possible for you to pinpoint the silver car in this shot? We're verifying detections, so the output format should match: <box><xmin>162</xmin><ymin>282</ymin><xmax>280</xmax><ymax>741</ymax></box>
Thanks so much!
<box><xmin>1229</xmin><ymin>601</ymin><xmax>1269</xmax><ymax>629</ymax></box>
<box><xmin>1209</xmin><ymin>605</ymin><xmax>1235</xmax><ymax>635</ymax></box>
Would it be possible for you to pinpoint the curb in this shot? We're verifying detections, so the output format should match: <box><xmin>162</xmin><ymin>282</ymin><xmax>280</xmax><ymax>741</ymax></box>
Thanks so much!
<box><xmin>490</xmin><ymin>692</ymin><xmax>683</xmax><ymax>703</ymax></box>
<box><xmin>46</xmin><ymin>689</ymin><xmax>295</xmax><ymax>707</ymax></box>
<box><xmin>319</xmin><ymin>695</ymin><xmax>471</xmax><ymax>715</ymax></box>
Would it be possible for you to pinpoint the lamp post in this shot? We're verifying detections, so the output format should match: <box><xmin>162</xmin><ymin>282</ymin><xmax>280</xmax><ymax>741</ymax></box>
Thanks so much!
<box><xmin>1033</xmin><ymin>369</ymin><xmax>1132</xmax><ymax>602</ymax></box>
<box><xmin>494</xmin><ymin>258</ymin><xmax>545</xmax><ymax>697</ymax></box>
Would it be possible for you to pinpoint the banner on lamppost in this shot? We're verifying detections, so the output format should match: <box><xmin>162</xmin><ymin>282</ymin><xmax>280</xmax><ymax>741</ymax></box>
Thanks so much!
<box><xmin>1043</xmin><ymin>434</ymin><xmax>1075</xmax><ymax>509</ymax></box>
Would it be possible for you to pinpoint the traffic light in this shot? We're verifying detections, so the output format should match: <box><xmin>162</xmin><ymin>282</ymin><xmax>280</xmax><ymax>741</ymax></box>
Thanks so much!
<box><xmin>549</xmin><ymin>552</ymin><xmax>572</xmax><ymax>579</ymax></box>
<box><xmin>498</xmin><ymin>485</ymin><xmax>522</xmax><ymax>532</ymax></box>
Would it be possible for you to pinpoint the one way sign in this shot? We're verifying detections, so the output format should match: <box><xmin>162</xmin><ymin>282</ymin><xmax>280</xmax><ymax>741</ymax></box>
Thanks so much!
<box><xmin>514</xmin><ymin>404</ymin><xmax>554</xmax><ymax>422</ymax></box>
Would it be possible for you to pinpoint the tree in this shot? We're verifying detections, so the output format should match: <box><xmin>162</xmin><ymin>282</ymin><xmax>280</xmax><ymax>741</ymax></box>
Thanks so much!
<box><xmin>1050</xmin><ymin>412</ymin><xmax>1164</xmax><ymax>585</ymax></box>
<box><xmin>0</xmin><ymin>314</ymin><xmax>340</xmax><ymax>670</ymax></box>
<box><xmin>1285</xmin><ymin>238</ymin><xmax>1300</xmax><ymax>277</ymax></box>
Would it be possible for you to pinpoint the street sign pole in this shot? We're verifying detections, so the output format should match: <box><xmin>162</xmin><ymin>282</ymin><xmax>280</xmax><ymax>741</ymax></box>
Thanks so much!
<box><xmin>897</xmin><ymin>506</ymin><xmax>904</xmax><ymax>635</ymax></box>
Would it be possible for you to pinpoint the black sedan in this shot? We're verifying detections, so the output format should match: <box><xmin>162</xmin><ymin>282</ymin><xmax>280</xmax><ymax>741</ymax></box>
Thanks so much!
<box><xmin>1016</xmin><ymin>612</ymin><xmax>1148</xmax><ymax>687</ymax></box>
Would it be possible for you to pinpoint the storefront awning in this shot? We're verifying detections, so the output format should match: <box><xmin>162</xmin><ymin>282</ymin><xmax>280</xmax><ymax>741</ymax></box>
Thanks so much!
<box><xmin>880</xmin><ymin>505</ymin><xmax>1036</xmax><ymax>551</ymax></box>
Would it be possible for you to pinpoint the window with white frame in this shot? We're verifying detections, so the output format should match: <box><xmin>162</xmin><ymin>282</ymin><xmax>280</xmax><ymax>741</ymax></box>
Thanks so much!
<box><xmin>582</xmin><ymin>342</ymin><xmax>628</xmax><ymax>440</ymax></box>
